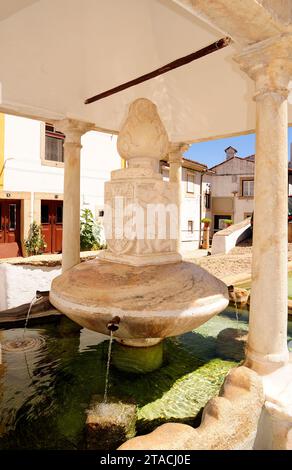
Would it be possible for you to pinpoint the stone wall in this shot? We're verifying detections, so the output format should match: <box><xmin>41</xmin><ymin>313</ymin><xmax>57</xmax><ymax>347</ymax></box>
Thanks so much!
<box><xmin>0</xmin><ymin>263</ymin><xmax>60</xmax><ymax>311</ymax></box>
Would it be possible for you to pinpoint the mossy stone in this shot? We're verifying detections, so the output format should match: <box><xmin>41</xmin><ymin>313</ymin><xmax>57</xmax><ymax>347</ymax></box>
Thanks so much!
<box><xmin>86</xmin><ymin>395</ymin><xmax>136</xmax><ymax>450</ymax></box>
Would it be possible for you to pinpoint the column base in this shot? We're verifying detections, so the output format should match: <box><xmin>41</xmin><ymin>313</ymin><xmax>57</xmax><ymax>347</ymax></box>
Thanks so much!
<box><xmin>112</xmin><ymin>340</ymin><xmax>164</xmax><ymax>374</ymax></box>
<box><xmin>254</xmin><ymin>356</ymin><xmax>292</xmax><ymax>449</ymax></box>
<box><xmin>245</xmin><ymin>346</ymin><xmax>290</xmax><ymax>375</ymax></box>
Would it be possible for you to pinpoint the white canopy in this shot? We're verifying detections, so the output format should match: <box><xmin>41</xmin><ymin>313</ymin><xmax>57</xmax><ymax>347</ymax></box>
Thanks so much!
<box><xmin>0</xmin><ymin>0</ymin><xmax>291</xmax><ymax>142</ymax></box>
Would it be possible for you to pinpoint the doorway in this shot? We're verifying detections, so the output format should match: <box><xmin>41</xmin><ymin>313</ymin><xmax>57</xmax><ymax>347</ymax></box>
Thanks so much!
<box><xmin>0</xmin><ymin>199</ymin><xmax>21</xmax><ymax>258</ymax></box>
<box><xmin>41</xmin><ymin>200</ymin><xmax>63</xmax><ymax>253</ymax></box>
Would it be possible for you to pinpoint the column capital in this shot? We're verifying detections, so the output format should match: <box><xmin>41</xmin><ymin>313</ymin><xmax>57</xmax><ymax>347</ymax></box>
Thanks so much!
<box><xmin>54</xmin><ymin>118</ymin><xmax>94</xmax><ymax>144</ymax></box>
<box><xmin>168</xmin><ymin>142</ymin><xmax>189</xmax><ymax>163</ymax></box>
<box><xmin>234</xmin><ymin>33</ymin><xmax>292</xmax><ymax>99</ymax></box>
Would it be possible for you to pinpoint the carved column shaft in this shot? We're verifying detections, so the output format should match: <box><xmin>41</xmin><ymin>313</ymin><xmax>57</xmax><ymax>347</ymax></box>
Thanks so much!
<box><xmin>168</xmin><ymin>143</ymin><xmax>189</xmax><ymax>252</ymax></box>
<box><xmin>55</xmin><ymin>119</ymin><xmax>93</xmax><ymax>272</ymax></box>
<box><xmin>235</xmin><ymin>35</ymin><xmax>292</xmax><ymax>374</ymax></box>
<box><xmin>168</xmin><ymin>147</ymin><xmax>183</xmax><ymax>184</ymax></box>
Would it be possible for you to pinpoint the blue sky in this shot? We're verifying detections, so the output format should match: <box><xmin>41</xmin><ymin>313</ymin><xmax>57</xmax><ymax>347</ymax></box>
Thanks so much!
<box><xmin>185</xmin><ymin>127</ymin><xmax>292</xmax><ymax>168</ymax></box>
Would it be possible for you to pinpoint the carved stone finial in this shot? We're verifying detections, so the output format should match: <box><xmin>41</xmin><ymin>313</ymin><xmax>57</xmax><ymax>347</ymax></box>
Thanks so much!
<box><xmin>99</xmin><ymin>97</ymin><xmax>182</xmax><ymax>266</ymax></box>
<box><xmin>117</xmin><ymin>98</ymin><xmax>169</xmax><ymax>164</ymax></box>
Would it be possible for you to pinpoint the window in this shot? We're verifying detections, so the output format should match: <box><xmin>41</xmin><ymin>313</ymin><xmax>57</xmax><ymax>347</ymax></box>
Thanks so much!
<box><xmin>242</xmin><ymin>179</ymin><xmax>254</xmax><ymax>197</ymax></box>
<box><xmin>187</xmin><ymin>173</ymin><xmax>195</xmax><ymax>193</ymax></box>
<box><xmin>204</xmin><ymin>183</ymin><xmax>211</xmax><ymax>209</ymax></box>
<box><xmin>188</xmin><ymin>220</ymin><xmax>194</xmax><ymax>232</ymax></box>
<box><xmin>56</xmin><ymin>206</ymin><xmax>63</xmax><ymax>224</ymax></box>
<box><xmin>45</xmin><ymin>123</ymin><xmax>65</xmax><ymax>163</ymax></box>
<box><xmin>205</xmin><ymin>193</ymin><xmax>211</xmax><ymax>209</ymax></box>
<box><xmin>9</xmin><ymin>204</ymin><xmax>16</xmax><ymax>230</ymax></box>
<box><xmin>41</xmin><ymin>204</ymin><xmax>49</xmax><ymax>224</ymax></box>
<box><xmin>204</xmin><ymin>191</ymin><xmax>211</xmax><ymax>209</ymax></box>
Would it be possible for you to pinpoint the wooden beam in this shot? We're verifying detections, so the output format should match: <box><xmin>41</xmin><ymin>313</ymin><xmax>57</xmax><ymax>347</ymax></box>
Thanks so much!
<box><xmin>85</xmin><ymin>37</ymin><xmax>232</xmax><ymax>105</ymax></box>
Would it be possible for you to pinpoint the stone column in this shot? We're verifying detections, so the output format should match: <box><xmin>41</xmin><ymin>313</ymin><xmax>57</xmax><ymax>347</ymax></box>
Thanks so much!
<box><xmin>168</xmin><ymin>143</ymin><xmax>189</xmax><ymax>253</ymax></box>
<box><xmin>55</xmin><ymin>119</ymin><xmax>93</xmax><ymax>272</ymax></box>
<box><xmin>235</xmin><ymin>36</ymin><xmax>292</xmax><ymax>375</ymax></box>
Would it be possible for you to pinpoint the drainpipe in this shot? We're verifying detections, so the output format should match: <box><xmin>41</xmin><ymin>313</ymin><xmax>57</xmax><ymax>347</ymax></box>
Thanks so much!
<box><xmin>199</xmin><ymin>169</ymin><xmax>208</xmax><ymax>248</ymax></box>
<box><xmin>199</xmin><ymin>172</ymin><xmax>203</xmax><ymax>247</ymax></box>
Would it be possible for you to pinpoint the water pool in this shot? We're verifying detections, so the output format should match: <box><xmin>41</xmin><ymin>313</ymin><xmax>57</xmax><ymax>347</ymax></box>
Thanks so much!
<box><xmin>0</xmin><ymin>309</ymin><xmax>291</xmax><ymax>450</ymax></box>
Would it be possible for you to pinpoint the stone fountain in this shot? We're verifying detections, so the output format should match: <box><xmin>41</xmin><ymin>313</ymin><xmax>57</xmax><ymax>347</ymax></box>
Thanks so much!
<box><xmin>50</xmin><ymin>98</ymin><xmax>229</xmax><ymax>373</ymax></box>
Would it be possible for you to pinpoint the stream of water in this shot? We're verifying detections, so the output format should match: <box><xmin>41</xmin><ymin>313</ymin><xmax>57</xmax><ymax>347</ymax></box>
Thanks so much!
<box><xmin>103</xmin><ymin>330</ymin><xmax>114</xmax><ymax>403</ymax></box>
<box><xmin>22</xmin><ymin>296</ymin><xmax>37</xmax><ymax>340</ymax></box>
<box><xmin>234</xmin><ymin>300</ymin><xmax>239</xmax><ymax>332</ymax></box>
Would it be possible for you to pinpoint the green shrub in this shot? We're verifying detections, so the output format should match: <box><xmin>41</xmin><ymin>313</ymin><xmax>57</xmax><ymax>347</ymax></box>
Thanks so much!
<box><xmin>223</xmin><ymin>219</ymin><xmax>233</xmax><ymax>226</ymax></box>
<box><xmin>25</xmin><ymin>221</ymin><xmax>46</xmax><ymax>256</ymax></box>
<box><xmin>80</xmin><ymin>209</ymin><xmax>106</xmax><ymax>251</ymax></box>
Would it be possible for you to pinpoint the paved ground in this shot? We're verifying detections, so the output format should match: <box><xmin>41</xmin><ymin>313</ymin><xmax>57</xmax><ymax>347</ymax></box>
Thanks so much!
<box><xmin>185</xmin><ymin>250</ymin><xmax>251</xmax><ymax>280</ymax></box>
<box><xmin>186</xmin><ymin>241</ymin><xmax>292</xmax><ymax>280</ymax></box>
<box><xmin>2</xmin><ymin>242</ymin><xmax>292</xmax><ymax>281</ymax></box>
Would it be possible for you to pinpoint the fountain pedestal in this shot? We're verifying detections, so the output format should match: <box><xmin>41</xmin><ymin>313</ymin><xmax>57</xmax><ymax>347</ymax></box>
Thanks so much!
<box><xmin>112</xmin><ymin>341</ymin><xmax>164</xmax><ymax>374</ymax></box>
<box><xmin>50</xmin><ymin>98</ymin><xmax>229</xmax><ymax>374</ymax></box>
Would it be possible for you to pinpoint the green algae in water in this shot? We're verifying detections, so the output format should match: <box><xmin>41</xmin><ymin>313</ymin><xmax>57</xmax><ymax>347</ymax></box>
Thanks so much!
<box><xmin>0</xmin><ymin>309</ymin><xmax>290</xmax><ymax>450</ymax></box>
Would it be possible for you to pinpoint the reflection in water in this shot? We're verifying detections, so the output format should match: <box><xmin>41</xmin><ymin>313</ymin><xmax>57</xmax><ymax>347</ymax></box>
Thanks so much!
<box><xmin>0</xmin><ymin>309</ymin><xmax>291</xmax><ymax>450</ymax></box>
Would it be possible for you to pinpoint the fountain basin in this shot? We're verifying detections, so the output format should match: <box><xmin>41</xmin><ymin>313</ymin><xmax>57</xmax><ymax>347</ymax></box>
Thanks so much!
<box><xmin>49</xmin><ymin>259</ymin><xmax>229</xmax><ymax>341</ymax></box>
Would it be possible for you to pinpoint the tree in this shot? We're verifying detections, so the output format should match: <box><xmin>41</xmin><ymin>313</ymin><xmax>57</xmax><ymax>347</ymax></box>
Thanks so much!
<box><xmin>25</xmin><ymin>221</ymin><xmax>46</xmax><ymax>256</ymax></box>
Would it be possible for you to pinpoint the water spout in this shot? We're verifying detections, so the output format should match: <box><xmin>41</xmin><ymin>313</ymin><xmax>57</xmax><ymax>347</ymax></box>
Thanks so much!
<box><xmin>106</xmin><ymin>316</ymin><xmax>120</xmax><ymax>332</ymax></box>
<box><xmin>36</xmin><ymin>290</ymin><xmax>50</xmax><ymax>299</ymax></box>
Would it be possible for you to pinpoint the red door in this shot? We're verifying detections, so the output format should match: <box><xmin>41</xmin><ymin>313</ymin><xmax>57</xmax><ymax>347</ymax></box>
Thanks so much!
<box><xmin>0</xmin><ymin>199</ymin><xmax>21</xmax><ymax>258</ymax></box>
<box><xmin>41</xmin><ymin>200</ymin><xmax>63</xmax><ymax>253</ymax></box>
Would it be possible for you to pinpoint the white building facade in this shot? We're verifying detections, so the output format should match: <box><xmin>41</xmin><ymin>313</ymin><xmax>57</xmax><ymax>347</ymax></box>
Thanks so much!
<box><xmin>206</xmin><ymin>147</ymin><xmax>255</xmax><ymax>234</ymax></box>
<box><xmin>161</xmin><ymin>158</ymin><xmax>210</xmax><ymax>250</ymax></box>
<box><xmin>0</xmin><ymin>114</ymin><xmax>209</xmax><ymax>258</ymax></box>
<box><xmin>0</xmin><ymin>114</ymin><xmax>121</xmax><ymax>257</ymax></box>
